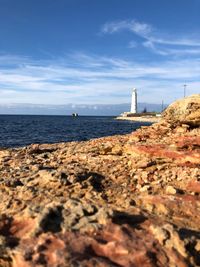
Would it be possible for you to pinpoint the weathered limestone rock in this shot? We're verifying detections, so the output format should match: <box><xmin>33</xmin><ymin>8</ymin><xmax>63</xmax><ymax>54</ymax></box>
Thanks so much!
<box><xmin>166</xmin><ymin>185</ymin><xmax>177</xmax><ymax>194</ymax></box>
<box><xmin>162</xmin><ymin>94</ymin><xmax>200</xmax><ymax>126</ymax></box>
<box><xmin>0</xmin><ymin>95</ymin><xmax>200</xmax><ymax>266</ymax></box>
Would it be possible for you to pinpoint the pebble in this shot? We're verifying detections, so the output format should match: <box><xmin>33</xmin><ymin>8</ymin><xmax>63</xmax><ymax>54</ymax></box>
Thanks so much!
<box><xmin>166</xmin><ymin>185</ymin><xmax>177</xmax><ymax>194</ymax></box>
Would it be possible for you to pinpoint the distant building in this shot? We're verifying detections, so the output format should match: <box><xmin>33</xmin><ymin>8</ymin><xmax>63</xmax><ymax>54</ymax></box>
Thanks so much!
<box><xmin>117</xmin><ymin>88</ymin><xmax>161</xmax><ymax>119</ymax></box>
<box><xmin>120</xmin><ymin>88</ymin><xmax>138</xmax><ymax>117</ymax></box>
<box><xmin>131</xmin><ymin>88</ymin><xmax>137</xmax><ymax>113</ymax></box>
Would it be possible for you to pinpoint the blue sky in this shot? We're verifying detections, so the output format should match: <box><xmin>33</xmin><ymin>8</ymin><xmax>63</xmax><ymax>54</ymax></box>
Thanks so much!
<box><xmin>0</xmin><ymin>0</ymin><xmax>200</xmax><ymax>110</ymax></box>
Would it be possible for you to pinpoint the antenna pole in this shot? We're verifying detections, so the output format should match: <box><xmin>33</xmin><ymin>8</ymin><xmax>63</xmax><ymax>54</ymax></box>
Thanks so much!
<box><xmin>183</xmin><ymin>84</ymin><xmax>187</xmax><ymax>97</ymax></box>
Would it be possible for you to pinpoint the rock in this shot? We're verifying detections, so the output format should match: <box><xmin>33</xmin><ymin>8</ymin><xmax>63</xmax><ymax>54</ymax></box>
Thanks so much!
<box><xmin>186</xmin><ymin>180</ymin><xmax>200</xmax><ymax>193</ymax></box>
<box><xmin>166</xmin><ymin>185</ymin><xmax>177</xmax><ymax>194</ymax></box>
<box><xmin>62</xmin><ymin>199</ymin><xmax>112</xmax><ymax>232</ymax></box>
<box><xmin>195</xmin><ymin>240</ymin><xmax>200</xmax><ymax>251</ymax></box>
<box><xmin>150</xmin><ymin>224</ymin><xmax>187</xmax><ymax>258</ymax></box>
<box><xmin>139</xmin><ymin>185</ymin><xmax>151</xmax><ymax>192</ymax></box>
<box><xmin>162</xmin><ymin>94</ymin><xmax>200</xmax><ymax>126</ymax></box>
<box><xmin>0</xmin><ymin>95</ymin><xmax>199</xmax><ymax>266</ymax></box>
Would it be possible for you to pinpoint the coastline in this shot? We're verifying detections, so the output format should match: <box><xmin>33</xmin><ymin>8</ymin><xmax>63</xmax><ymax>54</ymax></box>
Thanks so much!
<box><xmin>115</xmin><ymin>115</ymin><xmax>161</xmax><ymax>123</ymax></box>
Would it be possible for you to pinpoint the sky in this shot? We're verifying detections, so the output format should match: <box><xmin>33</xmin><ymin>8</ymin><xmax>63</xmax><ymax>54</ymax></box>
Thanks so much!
<box><xmin>0</xmin><ymin>0</ymin><xmax>200</xmax><ymax>114</ymax></box>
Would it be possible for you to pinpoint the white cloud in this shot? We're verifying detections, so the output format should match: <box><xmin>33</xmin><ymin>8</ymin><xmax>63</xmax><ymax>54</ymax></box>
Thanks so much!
<box><xmin>0</xmin><ymin>53</ymin><xmax>199</xmax><ymax>105</ymax></box>
<box><xmin>101</xmin><ymin>19</ymin><xmax>200</xmax><ymax>56</ymax></box>
<box><xmin>102</xmin><ymin>20</ymin><xmax>152</xmax><ymax>37</ymax></box>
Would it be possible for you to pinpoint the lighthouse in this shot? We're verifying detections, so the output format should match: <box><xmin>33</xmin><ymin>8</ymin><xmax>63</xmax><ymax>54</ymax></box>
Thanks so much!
<box><xmin>130</xmin><ymin>88</ymin><xmax>137</xmax><ymax>114</ymax></box>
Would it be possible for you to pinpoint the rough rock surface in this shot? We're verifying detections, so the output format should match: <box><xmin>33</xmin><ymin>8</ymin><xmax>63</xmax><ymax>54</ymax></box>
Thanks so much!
<box><xmin>0</xmin><ymin>95</ymin><xmax>200</xmax><ymax>267</ymax></box>
<box><xmin>162</xmin><ymin>94</ymin><xmax>200</xmax><ymax>126</ymax></box>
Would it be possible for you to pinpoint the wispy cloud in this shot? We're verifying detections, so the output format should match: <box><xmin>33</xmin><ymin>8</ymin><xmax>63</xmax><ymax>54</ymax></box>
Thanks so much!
<box><xmin>0</xmin><ymin>53</ymin><xmax>199</xmax><ymax>105</ymax></box>
<box><xmin>101</xmin><ymin>19</ymin><xmax>200</xmax><ymax>56</ymax></box>
<box><xmin>128</xmin><ymin>41</ymin><xmax>138</xmax><ymax>48</ymax></box>
<box><xmin>102</xmin><ymin>20</ymin><xmax>152</xmax><ymax>37</ymax></box>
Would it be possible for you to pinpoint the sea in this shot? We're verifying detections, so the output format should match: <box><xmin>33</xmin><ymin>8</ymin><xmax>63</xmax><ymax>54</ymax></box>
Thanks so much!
<box><xmin>0</xmin><ymin>115</ymin><xmax>151</xmax><ymax>148</ymax></box>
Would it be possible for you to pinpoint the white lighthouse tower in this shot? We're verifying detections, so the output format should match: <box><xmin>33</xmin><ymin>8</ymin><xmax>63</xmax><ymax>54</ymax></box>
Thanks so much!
<box><xmin>130</xmin><ymin>88</ymin><xmax>137</xmax><ymax>114</ymax></box>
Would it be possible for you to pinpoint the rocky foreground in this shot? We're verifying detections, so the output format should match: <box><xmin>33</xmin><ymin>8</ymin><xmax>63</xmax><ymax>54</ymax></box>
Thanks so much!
<box><xmin>0</xmin><ymin>95</ymin><xmax>200</xmax><ymax>267</ymax></box>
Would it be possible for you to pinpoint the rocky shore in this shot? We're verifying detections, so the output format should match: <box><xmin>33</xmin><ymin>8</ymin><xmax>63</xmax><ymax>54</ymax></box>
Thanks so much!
<box><xmin>0</xmin><ymin>95</ymin><xmax>200</xmax><ymax>267</ymax></box>
<box><xmin>116</xmin><ymin>115</ymin><xmax>160</xmax><ymax>123</ymax></box>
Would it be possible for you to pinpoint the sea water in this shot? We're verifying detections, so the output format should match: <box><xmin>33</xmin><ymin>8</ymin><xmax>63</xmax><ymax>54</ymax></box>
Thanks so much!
<box><xmin>0</xmin><ymin>115</ymin><xmax>151</xmax><ymax>148</ymax></box>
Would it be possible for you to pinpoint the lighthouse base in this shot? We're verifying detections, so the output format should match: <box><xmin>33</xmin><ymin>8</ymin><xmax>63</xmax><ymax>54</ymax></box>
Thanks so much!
<box><xmin>120</xmin><ymin>112</ymin><xmax>139</xmax><ymax>117</ymax></box>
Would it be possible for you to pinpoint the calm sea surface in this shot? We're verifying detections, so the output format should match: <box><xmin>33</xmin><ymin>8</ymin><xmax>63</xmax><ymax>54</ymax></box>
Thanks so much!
<box><xmin>0</xmin><ymin>115</ymin><xmax>151</xmax><ymax>148</ymax></box>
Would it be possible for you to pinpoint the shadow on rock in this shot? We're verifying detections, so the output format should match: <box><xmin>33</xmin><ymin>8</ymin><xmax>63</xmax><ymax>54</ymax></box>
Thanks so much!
<box><xmin>77</xmin><ymin>172</ymin><xmax>105</xmax><ymax>192</ymax></box>
<box><xmin>112</xmin><ymin>211</ymin><xmax>146</xmax><ymax>228</ymax></box>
